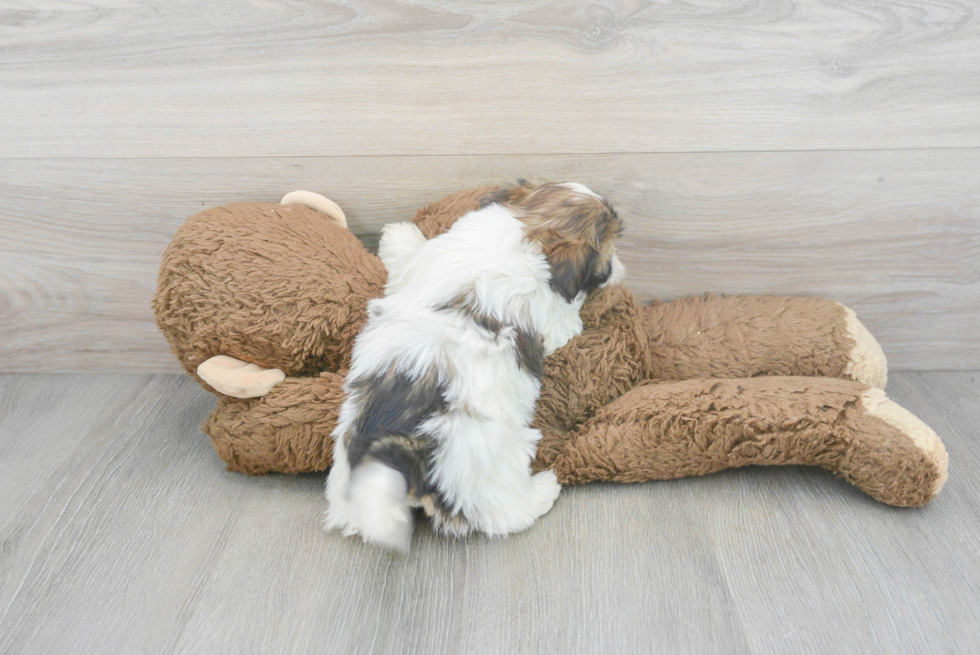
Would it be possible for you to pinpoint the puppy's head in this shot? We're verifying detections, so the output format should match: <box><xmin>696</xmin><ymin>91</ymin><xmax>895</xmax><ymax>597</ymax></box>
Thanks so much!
<box><xmin>485</xmin><ymin>180</ymin><xmax>625</xmax><ymax>302</ymax></box>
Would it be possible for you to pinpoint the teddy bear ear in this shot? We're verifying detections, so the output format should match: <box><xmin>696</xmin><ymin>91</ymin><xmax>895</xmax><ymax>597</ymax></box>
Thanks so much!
<box><xmin>197</xmin><ymin>355</ymin><xmax>285</xmax><ymax>398</ymax></box>
<box><xmin>281</xmin><ymin>190</ymin><xmax>348</xmax><ymax>229</ymax></box>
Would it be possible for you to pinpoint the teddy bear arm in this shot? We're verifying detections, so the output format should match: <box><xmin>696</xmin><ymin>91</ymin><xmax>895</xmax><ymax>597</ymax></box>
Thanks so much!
<box><xmin>410</xmin><ymin>186</ymin><xmax>499</xmax><ymax>238</ymax></box>
<box><xmin>549</xmin><ymin>376</ymin><xmax>946</xmax><ymax>507</ymax></box>
<box><xmin>642</xmin><ymin>294</ymin><xmax>887</xmax><ymax>388</ymax></box>
<box><xmin>204</xmin><ymin>372</ymin><xmax>346</xmax><ymax>475</ymax></box>
<box><xmin>527</xmin><ymin>284</ymin><xmax>654</xmax><ymax>471</ymax></box>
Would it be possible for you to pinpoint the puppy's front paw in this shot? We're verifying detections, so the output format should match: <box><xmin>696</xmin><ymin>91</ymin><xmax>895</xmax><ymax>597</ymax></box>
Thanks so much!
<box><xmin>541</xmin><ymin>313</ymin><xmax>584</xmax><ymax>355</ymax></box>
<box><xmin>529</xmin><ymin>469</ymin><xmax>562</xmax><ymax>517</ymax></box>
<box><xmin>379</xmin><ymin>222</ymin><xmax>426</xmax><ymax>269</ymax></box>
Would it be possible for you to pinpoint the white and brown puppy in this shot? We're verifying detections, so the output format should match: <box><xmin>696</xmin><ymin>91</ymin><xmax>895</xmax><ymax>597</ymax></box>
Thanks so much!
<box><xmin>324</xmin><ymin>181</ymin><xmax>624</xmax><ymax>551</ymax></box>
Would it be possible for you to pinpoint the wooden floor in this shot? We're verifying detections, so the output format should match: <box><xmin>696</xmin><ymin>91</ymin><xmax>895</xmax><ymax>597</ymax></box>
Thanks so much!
<box><xmin>0</xmin><ymin>371</ymin><xmax>977</xmax><ymax>654</ymax></box>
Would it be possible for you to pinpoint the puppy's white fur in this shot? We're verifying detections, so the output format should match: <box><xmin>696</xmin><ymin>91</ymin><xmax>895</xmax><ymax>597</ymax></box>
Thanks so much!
<box><xmin>325</xmin><ymin>194</ymin><xmax>621</xmax><ymax>550</ymax></box>
<box><xmin>347</xmin><ymin>461</ymin><xmax>414</xmax><ymax>552</ymax></box>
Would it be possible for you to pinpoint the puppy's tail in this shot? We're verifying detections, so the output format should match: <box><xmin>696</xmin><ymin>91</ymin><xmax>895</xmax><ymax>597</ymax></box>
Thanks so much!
<box><xmin>348</xmin><ymin>460</ymin><xmax>414</xmax><ymax>553</ymax></box>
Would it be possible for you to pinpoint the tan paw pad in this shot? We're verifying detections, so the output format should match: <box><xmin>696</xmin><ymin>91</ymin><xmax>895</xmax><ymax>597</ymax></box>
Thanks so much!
<box><xmin>860</xmin><ymin>388</ymin><xmax>949</xmax><ymax>499</ymax></box>
<box><xmin>838</xmin><ymin>303</ymin><xmax>888</xmax><ymax>389</ymax></box>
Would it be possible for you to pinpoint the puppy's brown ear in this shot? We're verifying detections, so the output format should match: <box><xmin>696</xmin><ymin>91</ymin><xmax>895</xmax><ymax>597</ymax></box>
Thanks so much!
<box><xmin>493</xmin><ymin>180</ymin><xmax>623</xmax><ymax>300</ymax></box>
<box><xmin>536</xmin><ymin>230</ymin><xmax>599</xmax><ymax>302</ymax></box>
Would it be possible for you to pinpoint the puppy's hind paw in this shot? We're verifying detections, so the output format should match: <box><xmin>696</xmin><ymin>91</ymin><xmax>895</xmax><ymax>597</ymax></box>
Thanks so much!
<box><xmin>349</xmin><ymin>461</ymin><xmax>414</xmax><ymax>553</ymax></box>
<box><xmin>530</xmin><ymin>469</ymin><xmax>562</xmax><ymax>518</ymax></box>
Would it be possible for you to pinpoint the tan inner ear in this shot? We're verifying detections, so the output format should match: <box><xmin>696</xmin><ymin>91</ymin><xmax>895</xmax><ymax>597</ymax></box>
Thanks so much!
<box><xmin>197</xmin><ymin>355</ymin><xmax>285</xmax><ymax>398</ymax></box>
<box><xmin>280</xmin><ymin>190</ymin><xmax>348</xmax><ymax>229</ymax></box>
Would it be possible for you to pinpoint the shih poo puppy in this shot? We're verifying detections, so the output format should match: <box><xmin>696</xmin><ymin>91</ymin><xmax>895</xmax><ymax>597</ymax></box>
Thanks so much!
<box><xmin>324</xmin><ymin>181</ymin><xmax>624</xmax><ymax>551</ymax></box>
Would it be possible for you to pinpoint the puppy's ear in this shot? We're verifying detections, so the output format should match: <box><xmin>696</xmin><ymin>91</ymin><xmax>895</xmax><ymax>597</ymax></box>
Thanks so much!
<box><xmin>536</xmin><ymin>230</ymin><xmax>599</xmax><ymax>302</ymax></box>
<box><xmin>496</xmin><ymin>180</ymin><xmax>623</xmax><ymax>300</ymax></box>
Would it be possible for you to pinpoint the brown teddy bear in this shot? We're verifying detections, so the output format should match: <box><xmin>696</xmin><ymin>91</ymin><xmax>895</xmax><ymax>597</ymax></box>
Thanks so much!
<box><xmin>153</xmin><ymin>186</ymin><xmax>948</xmax><ymax>508</ymax></box>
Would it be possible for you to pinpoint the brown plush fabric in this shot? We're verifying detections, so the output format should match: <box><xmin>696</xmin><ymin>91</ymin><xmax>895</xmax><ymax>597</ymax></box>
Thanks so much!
<box><xmin>551</xmin><ymin>377</ymin><xmax>941</xmax><ymax>506</ymax></box>
<box><xmin>643</xmin><ymin>294</ymin><xmax>854</xmax><ymax>381</ymax></box>
<box><xmin>205</xmin><ymin>372</ymin><xmax>345</xmax><ymax>474</ymax></box>
<box><xmin>411</xmin><ymin>186</ymin><xmax>497</xmax><ymax>239</ymax></box>
<box><xmin>153</xmin><ymin>202</ymin><xmax>385</xmax><ymax>389</ymax></box>
<box><xmin>532</xmin><ymin>284</ymin><xmax>651</xmax><ymax>471</ymax></box>
<box><xmin>153</xmin><ymin>187</ymin><xmax>948</xmax><ymax>507</ymax></box>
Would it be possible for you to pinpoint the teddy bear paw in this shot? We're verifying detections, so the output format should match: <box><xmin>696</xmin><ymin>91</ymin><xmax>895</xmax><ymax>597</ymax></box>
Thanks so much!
<box><xmin>859</xmin><ymin>387</ymin><xmax>948</xmax><ymax>502</ymax></box>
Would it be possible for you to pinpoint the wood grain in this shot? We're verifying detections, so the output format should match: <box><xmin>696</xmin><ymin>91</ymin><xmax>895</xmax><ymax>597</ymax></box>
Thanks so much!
<box><xmin>0</xmin><ymin>371</ymin><xmax>978</xmax><ymax>654</ymax></box>
<box><xmin>1</xmin><ymin>0</ymin><xmax>978</xmax><ymax>157</ymax></box>
<box><xmin>2</xmin><ymin>151</ymin><xmax>978</xmax><ymax>372</ymax></box>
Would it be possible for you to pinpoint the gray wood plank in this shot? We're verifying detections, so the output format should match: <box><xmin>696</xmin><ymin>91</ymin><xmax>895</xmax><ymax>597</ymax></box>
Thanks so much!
<box><xmin>0</xmin><ymin>375</ymin><xmax>145</xmax><ymax>532</ymax></box>
<box><xmin>1</xmin><ymin>1</ymin><xmax>978</xmax><ymax>157</ymax></box>
<box><xmin>171</xmin><ymin>478</ymin><xmax>750</xmax><ymax>655</ymax></box>
<box><xmin>2</xmin><ymin>150</ymin><xmax>979</xmax><ymax>372</ymax></box>
<box><xmin>675</xmin><ymin>371</ymin><xmax>980</xmax><ymax>654</ymax></box>
<box><xmin>0</xmin><ymin>374</ymin><xmax>237</xmax><ymax>654</ymax></box>
<box><xmin>0</xmin><ymin>372</ymin><xmax>978</xmax><ymax>654</ymax></box>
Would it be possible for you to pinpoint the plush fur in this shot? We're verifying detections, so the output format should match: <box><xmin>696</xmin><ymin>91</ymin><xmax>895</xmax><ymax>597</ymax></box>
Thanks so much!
<box><xmin>153</xmin><ymin>202</ymin><xmax>384</xmax><ymax>383</ymax></box>
<box><xmin>154</xmin><ymin>186</ymin><xmax>949</xmax><ymax>517</ymax></box>
<box><xmin>325</xmin><ymin>183</ymin><xmax>622</xmax><ymax>549</ymax></box>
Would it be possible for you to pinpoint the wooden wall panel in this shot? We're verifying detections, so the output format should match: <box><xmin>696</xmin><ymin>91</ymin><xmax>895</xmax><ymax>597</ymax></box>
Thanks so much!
<box><xmin>2</xmin><ymin>150</ymin><xmax>977</xmax><ymax>372</ymax></box>
<box><xmin>0</xmin><ymin>0</ymin><xmax>978</xmax><ymax>157</ymax></box>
